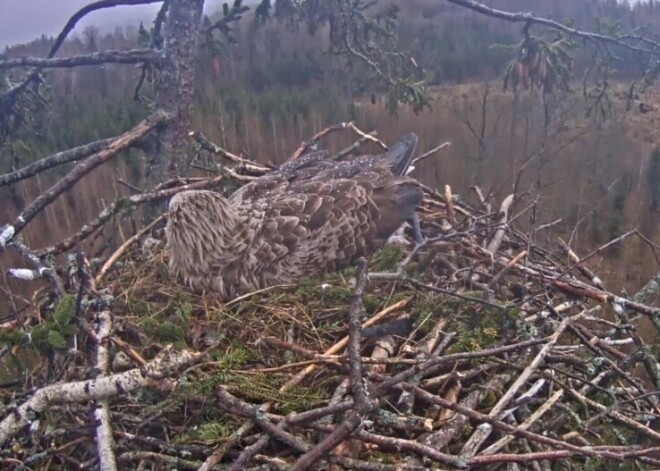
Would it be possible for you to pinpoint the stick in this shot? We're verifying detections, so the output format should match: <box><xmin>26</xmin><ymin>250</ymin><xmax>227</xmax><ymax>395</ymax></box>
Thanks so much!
<box><xmin>0</xmin><ymin>109</ymin><xmax>172</xmax><ymax>251</ymax></box>
<box><xmin>0</xmin><ymin>49</ymin><xmax>161</xmax><ymax>69</ymax></box>
<box><xmin>411</xmin><ymin>141</ymin><xmax>451</xmax><ymax>165</ymax></box>
<box><xmin>95</xmin><ymin>214</ymin><xmax>165</xmax><ymax>284</ymax></box>
<box><xmin>0</xmin><ymin>347</ymin><xmax>201</xmax><ymax>446</ymax></box>
<box><xmin>287</xmin><ymin>122</ymin><xmax>352</xmax><ymax>162</ymax></box>
<box><xmin>0</xmin><ymin>138</ymin><xmax>115</xmax><ymax>187</ymax></box>
<box><xmin>93</xmin><ymin>311</ymin><xmax>118</xmax><ymax>471</ymax></box>
<box><xmin>346</xmin><ymin>123</ymin><xmax>388</xmax><ymax>150</ymax></box>
<box><xmin>37</xmin><ymin>174</ymin><xmax>224</xmax><ymax>256</ymax></box>
<box><xmin>486</xmin><ymin>194</ymin><xmax>515</xmax><ymax>255</ymax></box>
<box><xmin>190</xmin><ymin>131</ymin><xmax>271</xmax><ymax>173</ymax></box>
<box><xmin>487</xmin><ymin>250</ymin><xmax>527</xmax><ymax>288</ymax></box>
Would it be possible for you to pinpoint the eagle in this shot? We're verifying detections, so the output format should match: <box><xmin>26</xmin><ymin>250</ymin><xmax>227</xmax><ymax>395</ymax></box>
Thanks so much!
<box><xmin>165</xmin><ymin>133</ymin><xmax>424</xmax><ymax>300</ymax></box>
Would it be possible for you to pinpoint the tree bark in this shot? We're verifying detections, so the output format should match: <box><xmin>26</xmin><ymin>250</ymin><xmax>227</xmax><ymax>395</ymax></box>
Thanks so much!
<box><xmin>147</xmin><ymin>0</ymin><xmax>204</xmax><ymax>192</ymax></box>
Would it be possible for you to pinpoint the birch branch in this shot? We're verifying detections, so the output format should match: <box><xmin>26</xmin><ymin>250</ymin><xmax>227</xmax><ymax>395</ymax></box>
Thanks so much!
<box><xmin>0</xmin><ymin>49</ymin><xmax>162</xmax><ymax>70</ymax></box>
<box><xmin>409</xmin><ymin>384</ymin><xmax>659</xmax><ymax>461</ymax></box>
<box><xmin>482</xmin><ymin>388</ymin><xmax>565</xmax><ymax>455</ymax></box>
<box><xmin>0</xmin><ymin>347</ymin><xmax>201</xmax><ymax>446</ymax></box>
<box><xmin>93</xmin><ymin>311</ymin><xmax>117</xmax><ymax>471</ymax></box>
<box><xmin>6</xmin><ymin>237</ymin><xmax>65</xmax><ymax>296</ymax></box>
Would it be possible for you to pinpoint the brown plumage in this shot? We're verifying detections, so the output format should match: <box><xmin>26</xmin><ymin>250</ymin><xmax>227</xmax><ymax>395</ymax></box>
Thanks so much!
<box><xmin>165</xmin><ymin>133</ymin><xmax>423</xmax><ymax>300</ymax></box>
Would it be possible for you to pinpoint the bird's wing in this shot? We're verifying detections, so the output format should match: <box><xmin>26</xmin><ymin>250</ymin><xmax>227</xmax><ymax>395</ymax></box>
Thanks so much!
<box><xmin>230</xmin><ymin>132</ymin><xmax>419</xmax><ymax>205</ymax></box>
<box><xmin>241</xmin><ymin>167</ymin><xmax>421</xmax><ymax>276</ymax></box>
<box><xmin>243</xmin><ymin>177</ymin><xmax>379</xmax><ymax>279</ymax></box>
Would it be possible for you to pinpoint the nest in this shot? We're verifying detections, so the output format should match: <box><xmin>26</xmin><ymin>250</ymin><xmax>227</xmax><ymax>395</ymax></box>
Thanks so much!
<box><xmin>2</xmin><ymin>134</ymin><xmax>660</xmax><ymax>470</ymax></box>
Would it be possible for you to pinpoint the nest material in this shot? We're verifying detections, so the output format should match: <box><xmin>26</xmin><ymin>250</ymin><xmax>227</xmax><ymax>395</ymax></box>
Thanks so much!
<box><xmin>1</xmin><ymin>174</ymin><xmax>660</xmax><ymax>470</ymax></box>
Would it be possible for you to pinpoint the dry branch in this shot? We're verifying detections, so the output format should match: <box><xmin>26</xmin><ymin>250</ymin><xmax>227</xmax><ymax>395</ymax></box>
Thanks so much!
<box><xmin>414</xmin><ymin>141</ymin><xmax>452</xmax><ymax>165</ymax></box>
<box><xmin>347</xmin><ymin>258</ymin><xmax>372</xmax><ymax>412</ymax></box>
<box><xmin>0</xmin><ymin>49</ymin><xmax>161</xmax><ymax>69</ymax></box>
<box><xmin>409</xmin><ymin>385</ymin><xmax>659</xmax><ymax>462</ymax></box>
<box><xmin>287</xmin><ymin>122</ymin><xmax>352</xmax><ymax>162</ymax></box>
<box><xmin>290</xmin><ymin>258</ymin><xmax>375</xmax><ymax>471</ymax></box>
<box><xmin>35</xmin><ymin>174</ymin><xmax>223</xmax><ymax>256</ymax></box>
<box><xmin>0</xmin><ymin>347</ymin><xmax>201</xmax><ymax>446</ymax></box>
<box><xmin>486</xmin><ymin>193</ymin><xmax>514</xmax><ymax>254</ymax></box>
<box><xmin>0</xmin><ymin>137</ymin><xmax>115</xmax><ymax>187</ymax></box>
<box><xmin>93</xmin><ymin>311</ymin><xmax>117</xmax><ymax>471</ymax></box>
<box><xmin>460</xmin><ymin>312</ymin><xmax>577</xmax><ymax>457</ymax></box>
<box><xmin>0</xmin><ymin>109</ymin><xmax>172</xmax><ymax>251</ymax></box>
<box><xmin>445</xmin><ymin>0</ymin><xmax>660</xmax><ymax>53</ymax></box>
<box><xmin>189</xmin><ymin>130</ymin><xmax>271</xmax><ymax>174</ymax></box>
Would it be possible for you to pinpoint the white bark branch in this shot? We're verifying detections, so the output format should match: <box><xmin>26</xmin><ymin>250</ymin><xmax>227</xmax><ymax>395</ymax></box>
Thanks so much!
<box><xmin>486</xmin><ymin>194</ymin><xmax>514</xmax><ymax>254</ymax></box>
<box><xmin>0</xmin><ymin>49</ymin><xmax>162</xmax><ymax>69</ymax></box>
<box><xmin>0</xmin><ymin>347</ymin><xmax>201</xmax><ymax>446</ymax></box>
<box><xmin>94</xmin><ymin>311</ymin><xmax>117</xmax><ymax>471</ymax></box>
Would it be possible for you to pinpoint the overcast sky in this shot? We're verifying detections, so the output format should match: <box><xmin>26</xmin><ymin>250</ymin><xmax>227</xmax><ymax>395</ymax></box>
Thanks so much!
<box><xmin>0</xmin><ymin>0</ymin><xmax>232</xmax><ymax>49</ymax></box>
<box><xmin>0</xmin><ymin>0</ymin><xmax>645</xmax><ymax>50</ymax></box>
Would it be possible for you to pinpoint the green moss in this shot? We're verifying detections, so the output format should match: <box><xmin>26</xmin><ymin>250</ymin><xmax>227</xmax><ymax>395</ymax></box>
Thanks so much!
<box><xmin>363</xmin><ymin>294</ymin><xmax>382</xmax><ymax>314</ymax></box>
<box><xmin>294</xmin><ymin>274</ymin><xmax>352</xmax><ymax>306</ymax></box>
<box><xmin>481</xmin><ymin>388</ymin><xmax>498</xmax><ymax>408</ymax></box>
<box><xmin>412</xmin><ymin>292</ymin><xmax>446</xmax><ymax>336</ymax></box>
<box><xmin>319</xmin><ymin>284</ymin><xmax>351</xmax><ymax>305</ymax></box>
<box><xmin>193</xmin><ymin>419</ymin><xmax>242</xmax><ymax>443</ymax></box>
<box><xmin>366</xmin><ymin>451</ymin><xmax>401</xmax><ymax>465</ymax></box>
<box><xmin>17</xmin><ymin>294</ymin><xmax>80</xmax><ymax>353</ymax></box>
<box><xmin>371</xmin><ymin>245</ymin><xmax>405</xmax><ymax>271</ymax></box>
<box><xmin>295</xmin><ymin>278</ymin><xmax>318</xmax><ymax>298</ymax></box>
<box><xmin>437</xmin><ymin>294</ymin><xmax>520</xmax><ymax>355</ymax></box>
<box><xmin>216</xmin><ymin>345</ymin><xmax>258</xmax><ymax>370</ymax></box>
<box><xmin>317</xmin><ymin>319</ymin><xmax>344</xmax><ymax>335</ymax></box>
<box><xmin>172</xmin><ymin>293</ymin><xmax>193</xmax><ymax>322</ymax></box>
<box><xmin>141</xmin><ymin>319</ymin><xmax>186</xmax><ymax>343</ymax></box>
<box><xmin>135</xmin><ymin>290</ymin><xmax>196</xmax><ymax>345</ymax></box>
<box><xmin>127</xmin><ymin>298</ymin><xmax>152</xmax><ymax>317</ymax></box>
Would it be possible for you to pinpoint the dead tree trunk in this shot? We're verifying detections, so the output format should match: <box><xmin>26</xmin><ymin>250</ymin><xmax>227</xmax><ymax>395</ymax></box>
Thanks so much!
<box><xmin>146</xmin><ymin>0</ymin><xmax>204</xmax><ymax>205</ymax></box>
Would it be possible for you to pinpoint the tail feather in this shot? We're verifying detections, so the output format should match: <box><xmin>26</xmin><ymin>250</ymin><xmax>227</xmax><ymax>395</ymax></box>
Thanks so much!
<box><xmin>383</xmin><ymin>132</ymin><xmax>418</xmax><ymax>176</ymax></box>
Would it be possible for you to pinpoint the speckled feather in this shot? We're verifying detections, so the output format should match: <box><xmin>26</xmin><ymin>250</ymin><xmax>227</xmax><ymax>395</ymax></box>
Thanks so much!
<box><xmin>165</xmin><ymin>133</ymin><xmax>423</xmax><ymax>300</ymax></box>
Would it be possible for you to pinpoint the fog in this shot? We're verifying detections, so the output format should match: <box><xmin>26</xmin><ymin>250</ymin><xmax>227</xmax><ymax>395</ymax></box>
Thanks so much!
<box><xmin>0</xmin><ymin>0</ymin><xmax>231</xmax><ymax>49</ymax></box>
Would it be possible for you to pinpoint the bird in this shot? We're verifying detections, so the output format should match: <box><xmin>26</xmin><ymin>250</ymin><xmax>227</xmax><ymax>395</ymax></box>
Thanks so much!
<box><xmin>165</xmin><ymin>133</ymin><xmax>424</xmax><ymax>300</ymax></box>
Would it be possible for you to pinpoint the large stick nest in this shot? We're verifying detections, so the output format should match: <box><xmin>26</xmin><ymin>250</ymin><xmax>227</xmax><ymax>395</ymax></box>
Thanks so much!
<box><xmin>1</xmin><ymin>131</ymin><xmax>660</xmax><ymax>471</ymax></box>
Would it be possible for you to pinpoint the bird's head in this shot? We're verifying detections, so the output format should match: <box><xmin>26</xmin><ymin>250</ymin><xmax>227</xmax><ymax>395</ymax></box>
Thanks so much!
<box><xmin>165</xmin><ymin>190</ymin><xmax>237</xmax><ymax>277</ymax></box>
